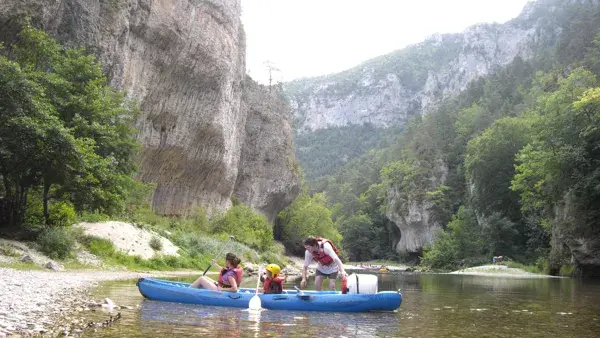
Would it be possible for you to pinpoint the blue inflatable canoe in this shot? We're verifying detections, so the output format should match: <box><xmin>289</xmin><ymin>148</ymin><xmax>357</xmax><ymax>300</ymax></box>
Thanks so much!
<box><xmin>137</xmin><ymin>278</ymin><xmax>402</xmax><ymax>312</ymax></box>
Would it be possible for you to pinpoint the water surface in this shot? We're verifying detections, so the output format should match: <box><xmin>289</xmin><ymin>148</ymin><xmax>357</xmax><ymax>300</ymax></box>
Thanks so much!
<box><xmin>81</xmin><ymin>272</ymin><xmax>600</xmax><ymax>337</ymax></box>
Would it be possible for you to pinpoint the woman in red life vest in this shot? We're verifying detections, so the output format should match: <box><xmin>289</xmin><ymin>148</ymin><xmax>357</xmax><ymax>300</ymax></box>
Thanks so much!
<box><xmin>301</xmin><ymin>236</ymin><xmax>347</xmax><ymax>291</ymax></box>
<box><xmin>190</xmin><ymin>252</ymin><xmax>243</xmax><ymax>292</ymax></box>
<box><xmin>260</xmin><ymin>264</ymin><xmax>284</xmax><ymax>294</ymax></box>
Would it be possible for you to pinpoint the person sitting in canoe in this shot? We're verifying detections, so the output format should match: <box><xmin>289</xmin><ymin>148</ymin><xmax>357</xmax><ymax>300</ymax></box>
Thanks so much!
<box><xmin>260</xmin><ymin>264</ymin><xmax>284</xmax><ymax>294</ymax></box>
<box><xmin>190</xmin><ymin>252</ymin><xmax>243</xmax><ymax>292</ymax></box>
<box><xmin>301</xmin><ymin>236</ymin><xmax>347</xmax><ymax>291</ymax></box>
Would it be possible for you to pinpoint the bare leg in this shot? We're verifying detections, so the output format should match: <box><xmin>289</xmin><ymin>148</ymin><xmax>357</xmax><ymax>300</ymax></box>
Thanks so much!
<box><xmin>189</xmin><ymin>276</ymin><xmax>218</xmax><ymax>290</ymax></box>
<box><xmin>315</xmin><ymin>275</ymin><xmax>324</xmax><ymax>291</ymax></box>
<box><xmin>328</xmin><ymin>278</ymin><xmax>336</xmax><ymax>291</ymax></box>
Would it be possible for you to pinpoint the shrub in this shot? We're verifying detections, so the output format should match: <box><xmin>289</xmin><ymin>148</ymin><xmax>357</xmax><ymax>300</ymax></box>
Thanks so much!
<box><xmin>172</xmin><ymin>232</ymin><xmax>261</xmax><ymax>264</ymax></box>
<box><xmin>77</xmin><ymin>211</ymin><xmax>111</xmax><ymax>223</ymax></box>
<box><xmin>36</xmin><ymin>227</ymin><xmax>75</xmax><ymax>260</ymax></box>
<box><xmin>24</xmin><ymin>195</ymin><xmax>45</xmax><ymax>228</ymax></box>
<box><xmin>210</xmin><ymin>205</ymin><xmax>273</xmax><ymax>251</ymax></box>
<box><xmin>559</xmin><ymin>264</ymin><xmax>575</xmax><ymax>276</ymax></box>
<box><xmin>149</xmin><ymin>236</ymin><xmax>163</xmax><ymax>251</ymax></box>
<box><xmin>48</xmin><ymin>201</ymin><xmax>76</xmax><ymax>227</ymax></box>
<box><xmin>421</xmin><ymin>207</ymin><xmax>485</xmax><ymax>270</ymax></box>
<box><xmin>0</xmin><ymin>245</ymin><xmax>20</xmax><ymax>257</ymax></box>
<box><xmin>80</xmin><ymin>235</ymin><xmax>116</xmax><ymax>257</ymax></box>
<box><xmin>260</xmin><ymin>251</ymin><xmax>289</xmax><ymax>268</ymax></box>
<box><xmin>171</xmin><ymin>207</ymin><xmax>211</xmax><ymax>234</ymax></box>
<box><xmin>24</xmin><ymin>196</ymin><xmax>75</xmax><ymax>228</ymax></box>
<box><xmin>172</xmin><ymin>232</ymin><xmax>218</xmax><ymax>258</ymax></box>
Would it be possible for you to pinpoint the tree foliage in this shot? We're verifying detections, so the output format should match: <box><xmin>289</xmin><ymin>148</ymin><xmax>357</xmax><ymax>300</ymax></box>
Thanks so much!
<box><xmin>211</xmin><ymin>205</ymin><xmax>274</xmax><ymax>252</ymax></box>
<box><xmin>297</xmin><ymin>2</ymin><xmax>600</xmax><ymax>274</ymax></box>
<box><xmin>0</xmin><ymin>23</ymin><xmax>144</xmax><ymax>230</ymax></box>
<box><xmin>277</xmin><ymin>192</ymin><xmax>342</xmax><ymax>256</ymax></box>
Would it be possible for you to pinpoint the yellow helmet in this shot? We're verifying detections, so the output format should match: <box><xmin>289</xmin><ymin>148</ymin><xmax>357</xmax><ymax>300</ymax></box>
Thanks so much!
<box><xmin>265</xmin><ymin>264</ymin><xmax>281</xmax><ymax>277</ymax></box>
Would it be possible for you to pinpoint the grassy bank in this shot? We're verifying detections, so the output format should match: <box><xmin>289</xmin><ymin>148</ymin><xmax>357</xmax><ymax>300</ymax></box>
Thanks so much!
<box><xmin>506</xmin><ymin>261</ymin><xmax>575</xmax><ymax>276</ymax></box>
<box><xmin>1</xmin><ymin>203</ymin><xmax>291</xmax><ymax>272</ymax></box>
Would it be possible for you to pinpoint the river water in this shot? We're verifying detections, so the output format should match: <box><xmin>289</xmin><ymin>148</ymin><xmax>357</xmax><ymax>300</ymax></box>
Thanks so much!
<box><xmin>80</xmin><ymin>272</ymin><xmax>600</xmax><ymax>338</ymax></box>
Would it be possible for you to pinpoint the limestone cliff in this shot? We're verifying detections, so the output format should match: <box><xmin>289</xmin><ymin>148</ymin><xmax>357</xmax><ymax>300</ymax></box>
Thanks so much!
<box><xmin>287</xmin><ymin>0</ymin><xmax>600</xmax><ymax>257</ymax></box>
<box><xmin>552</xmin><ymin>192</ymin><xmax>600</xmax><ymax>277</ymax></box>
<box><xmin>284</xmin><ymin>0</ymin><xmax>574</xmax><ymax>132</ymax></box>
<box><xmin>0</xmin><ymin>0</ymin><xmax>300</xmax><ymax>217</ymax></box>
<box><xmin>234</xmin><ymin>78</ymin><xmax>301</xmax><ymax>223</ymax></box>
<box><xmin>385</xmin><ymin>160</ymin><xmax>449</xmax><ymax>255</ymax></box>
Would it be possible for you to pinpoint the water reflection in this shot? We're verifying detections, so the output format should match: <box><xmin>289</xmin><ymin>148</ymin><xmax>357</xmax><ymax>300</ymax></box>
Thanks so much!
<box><xmin>137</xmin><ymin>299</ymin><xmax>400</xmax><ymax>338</ymax></box>
<box><xmin>82</xmin><ymin>272</ymin><xmax>600</xmax><ymax>338</ymax></box>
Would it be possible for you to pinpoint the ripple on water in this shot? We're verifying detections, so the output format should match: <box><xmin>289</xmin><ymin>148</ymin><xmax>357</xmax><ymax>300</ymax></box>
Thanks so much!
<box><xmin>80</xmin><ymin>273</ymin><xmax>600</xmax><ymax>338</ymax></box>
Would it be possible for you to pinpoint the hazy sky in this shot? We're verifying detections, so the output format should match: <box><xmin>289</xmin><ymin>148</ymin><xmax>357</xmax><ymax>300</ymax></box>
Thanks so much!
<box><xmin>241</xmin><ymin>0</ymin><xmax>531</xmax><ymax>84</ymax></box>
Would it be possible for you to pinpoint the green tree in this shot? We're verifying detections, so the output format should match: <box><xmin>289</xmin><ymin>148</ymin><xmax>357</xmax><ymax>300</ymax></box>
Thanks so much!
<box><xmin>465</xmin><ymin>117</ymin><xmax>533</xmax><ymax>217</ymax></box>
<box><xmin>421</xmin><ymin>206</ymin><xmax>484</xmax><ymax>270</ymax></box>
<box><xmin>211</xmin><ymin>205</ymin><xmax>273</xmax><ymax>251</ymax></box>
<box><xmin>277</xmin><ymin>192</ymin><xmax>341</xmax><ymax>256</ymax></box>
<box><xmin>338</xmin><ymin>213</ymin><xmax>374</xmax><ymax>261</ymax></box>
<box><xmin>0</xmin><ymin>24</ymin><xmax>142</xmax><ymax>228</ymax></box>
<box><xmin>512</xmin><ymin>68</ymin><xmax>598</xmax><ymax>211</ymax></box>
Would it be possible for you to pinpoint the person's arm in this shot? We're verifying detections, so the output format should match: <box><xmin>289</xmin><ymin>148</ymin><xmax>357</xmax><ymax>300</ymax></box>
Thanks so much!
<box><xmin>300</xmin><ymin>250</ymin><xmax>310</xmax><ymax>288</ymax></box>
<box><xmin>323</xmin><ymin>243</ymin><xmax>346</xmax><ymax>276</ymax></box>
<box><xmin>211</xmin><ymin>259</ymin><xmax>223</xmax><ymax>271</ymax></box>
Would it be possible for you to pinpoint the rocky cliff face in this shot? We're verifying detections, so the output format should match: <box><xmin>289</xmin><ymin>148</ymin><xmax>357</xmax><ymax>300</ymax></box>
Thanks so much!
<box><xmin>0</xmin><ymin>0</ymin><xmax>300</xmax><ymax>217</ymax></box>
<box><xmin>284</xmin><ymin>0</ymin><xmax>570</xmax><ymax>133</ymax></box>
<box><xmin>286</xmin><ymin>0</ymin><xmax>600</xmax><ymax>257</ymax></box>
<box><xmin>234</xmin><ymin>79</ymin><xmax>301</xmax><ymax>223</ymax></box>
<box><xmin>552</xmin><ymin>192</ymin><xmax>600</xmax><ymax>277</ymax></box>
<box><xmin>385</xmin><ymin>160</ymin><xmax>449</xmax><ymax>255</ymax></box>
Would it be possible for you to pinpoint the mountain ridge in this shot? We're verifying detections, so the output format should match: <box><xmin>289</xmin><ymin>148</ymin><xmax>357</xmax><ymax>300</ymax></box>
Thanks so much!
<box><xmin>284</xmin><ymin>0</ymin><xmax>583</xmax><ymax>133</ymax></box>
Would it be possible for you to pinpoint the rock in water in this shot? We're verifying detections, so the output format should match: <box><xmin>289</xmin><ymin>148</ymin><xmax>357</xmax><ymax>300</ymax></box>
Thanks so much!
<box><xmin>103</xmin><ymin>298</ymin><xmax>116</xmax><ymax>310</ymax></box>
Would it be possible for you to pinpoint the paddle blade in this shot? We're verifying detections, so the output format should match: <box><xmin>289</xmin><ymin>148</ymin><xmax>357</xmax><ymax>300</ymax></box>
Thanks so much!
<box><xmin>248</xmin><ymin>294</ymin><xmax>262</xmax><ymax>310</ymax></box>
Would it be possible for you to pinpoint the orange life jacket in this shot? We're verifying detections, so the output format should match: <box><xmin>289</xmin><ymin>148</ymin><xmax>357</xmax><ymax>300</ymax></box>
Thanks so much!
<box><xmin>310</xmin><ymin>237</ymin><xmax>341</xmax><ymax>266</ymax></box>
<box><xmin>218</xmin><ymin>267</ymin><xmax>243</xmax><ymax>288</ymax></box>
<box><xmin>263</xmin><ymin>277</ymin><xmax>283</xmax><ymax>294</ymax></box>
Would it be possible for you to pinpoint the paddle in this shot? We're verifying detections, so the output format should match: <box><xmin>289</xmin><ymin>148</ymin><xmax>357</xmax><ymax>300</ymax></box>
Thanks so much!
<box><xmin>202</xmin><ymin>235</ymin><xmax>235</xmax><ymax>276</ymax></box>
<box><xmin>293</xmin><ymin>285</ymin><xmax>310</xmax><ymax>300</ymax></box>
<box><xmin>248</xmin><ymin>265</ymin><xmax>262</xmax><ymax>310</ymax></box>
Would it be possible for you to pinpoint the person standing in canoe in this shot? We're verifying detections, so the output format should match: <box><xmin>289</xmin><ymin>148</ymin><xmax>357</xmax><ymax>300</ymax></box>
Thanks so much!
<box><xmin>300</xmin><ymin>236</ymin><xmax>347</xmax><ymax>291</ymax></box>
<box><xmin>190</xmin><ymin>252</ymin><xmax>243</xmax><ymax>292</ymax></box>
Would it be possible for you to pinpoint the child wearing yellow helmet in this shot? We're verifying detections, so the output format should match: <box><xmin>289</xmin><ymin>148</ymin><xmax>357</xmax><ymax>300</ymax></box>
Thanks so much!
<box><xmin>260</xmin><ymin>264</ymin><xmax>284</xmax><ymax>294</ymax></box>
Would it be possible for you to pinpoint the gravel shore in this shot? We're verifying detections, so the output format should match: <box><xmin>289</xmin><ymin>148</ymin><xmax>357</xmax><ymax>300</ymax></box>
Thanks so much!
<box><xmin>449</xmin><ymin>264</ymin><xmax>561</xmax><ymax>278</ymax></box>
<box><xmin>0</xmin><ymin>268</ymin><xmax>196</xmax><ymax>337</ymax></box>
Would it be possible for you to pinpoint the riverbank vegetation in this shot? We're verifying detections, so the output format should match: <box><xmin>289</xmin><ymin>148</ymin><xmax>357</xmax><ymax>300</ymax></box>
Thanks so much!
<box><xmin>295</xmin><ymin>2</ymin><xmax>600</xmax><ymax>276</ymax></box>
<box><xmin>0</xmin><ymin>24</ymin><xmax>287</xmax><ymax>271</ymax></box>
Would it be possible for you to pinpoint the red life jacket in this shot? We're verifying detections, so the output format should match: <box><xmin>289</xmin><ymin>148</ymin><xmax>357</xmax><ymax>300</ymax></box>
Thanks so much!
<box><xmin>218</xmin><ymin>267</ymin><xmax>243</xmax><ymax>288</ymax></box>
<box><xmin>263</xmin><ymin>277</ymin><xmax>283</xmax><ymax>294</ymax></box>
<box><xmin>310</xmin><ymin>237</ymin><xmax>341</xmax><ymax>266</ymax></box>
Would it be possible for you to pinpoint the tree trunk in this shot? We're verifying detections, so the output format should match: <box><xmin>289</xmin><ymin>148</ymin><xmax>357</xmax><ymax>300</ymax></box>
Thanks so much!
<box><xmin>1</xmin><ymin>174</ymin><xmax>12</xmax><ymax>228</ymax></box>
<box><xmin>12</xmin><ymin>183</ymin><xmax>27</xmax><ymax>228</ymax></box>
<box><xmin>43</xmin><ymin>179</ymin><xmax>50</xmax><ymax>226</ymax></box>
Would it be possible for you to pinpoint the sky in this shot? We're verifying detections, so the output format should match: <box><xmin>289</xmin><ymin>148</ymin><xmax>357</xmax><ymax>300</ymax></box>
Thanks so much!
<box><xmin>241</xmin><ymin>0</ymin><xmax>531</xmax><ymax>84</ymax></box>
